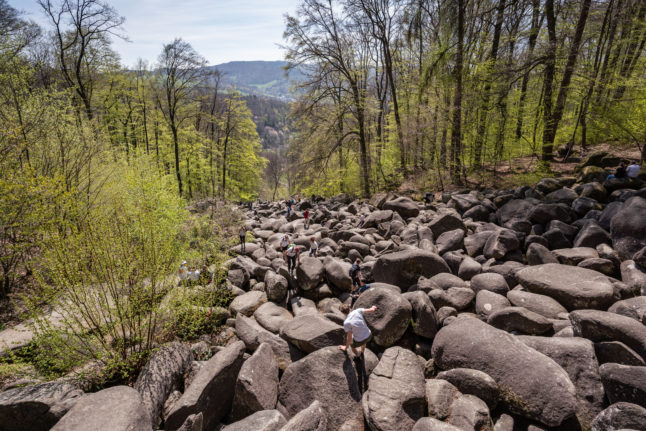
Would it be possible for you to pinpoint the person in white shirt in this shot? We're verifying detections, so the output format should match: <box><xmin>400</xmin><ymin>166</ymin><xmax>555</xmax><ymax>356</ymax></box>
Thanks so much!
<box><xmin>626</xmin><ymin>161</ymin><xmax>641</xmax><ymax>179</ymax></box>
<box><xmin>338</xmin><ymin>304</ymin><xmax>378</xmax><ymax>357</ymax></box>
<box><xmin>179</xmin><ymin>260</ymin><xmax>188</xmax><ymax>285</ymax></box>
<box><xmin>309</xmin><ymin>237</ymin><xmax>319</xmax><ymax>257</ymax></box>
<box><xmin>283</xmin><ymin>243</ymin><xmax>301</xmax><ymax>276</ymax></box>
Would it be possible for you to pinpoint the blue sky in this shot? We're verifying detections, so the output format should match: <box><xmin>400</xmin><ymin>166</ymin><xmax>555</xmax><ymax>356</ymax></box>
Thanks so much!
<box><xmin>10</xmin><ymin>0</ymin><xmax>300</xmax><ymax>67</ymax></box>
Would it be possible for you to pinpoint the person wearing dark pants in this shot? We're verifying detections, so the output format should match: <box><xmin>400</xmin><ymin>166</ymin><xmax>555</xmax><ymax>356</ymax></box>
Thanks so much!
<box><xmin>284</xmin><ymin>243</ymin><xmax>301</xmax><ymax>276</ymax></box>
<box><xmin>238</xmin><ymin>226</ymin><xmax>246</xmax><ymax>253</ymax></box>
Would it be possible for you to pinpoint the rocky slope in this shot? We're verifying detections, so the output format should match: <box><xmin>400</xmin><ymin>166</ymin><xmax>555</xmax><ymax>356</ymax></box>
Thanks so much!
<box><xmin>2</xmin><ymin>172</ymin><xmax>646</xmax><ymax>431</ymax></box>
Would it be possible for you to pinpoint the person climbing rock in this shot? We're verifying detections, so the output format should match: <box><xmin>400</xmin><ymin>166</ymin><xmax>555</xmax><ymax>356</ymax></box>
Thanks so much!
<box><xmin>338</xmin><ymin>304</ymin><xmax>377</xmax><ymax>357</ymax></box>
<box><xmin>309</xmin><ymin>237</ymin><xmax>319</xmax><ymax>257</ymax></box>
<box><xmin>280</xmin><ymin>234</ymin><xmax>290</xmax><ymax>262</ymax></box>
<box><xmin>238</xmin><ymin>225</ymin><xmax>246</xmax><ymax>253</ymax></box>
<box><xmin>284</xmin><ymin>243</ymin><xmax>301</xmax><ymax>276</ymax></box>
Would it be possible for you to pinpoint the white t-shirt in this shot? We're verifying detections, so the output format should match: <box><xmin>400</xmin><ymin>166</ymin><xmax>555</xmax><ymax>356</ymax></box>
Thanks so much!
<box><xmin>310</xmin><ymin>241</ymin><xmax>318</xmax><ymax>250</ymax></box>
<box><xmin>286</xmin><ymin>245</ymin><xmax>298</xmax><ymax>257</ymax></box>
<box><xmin>626</xmin><ymin>164</ymin><xmax>640</xmax><ymax>178</ymax></box>
<box><xmin>343</xmin><ymin>308</ymin><xmax>371</xmax><ymax>342</ymax></box>
<box><xmin>280</xmin><ymin>237</ymin><xmax>289</xmax><ymax>248</ymax></box>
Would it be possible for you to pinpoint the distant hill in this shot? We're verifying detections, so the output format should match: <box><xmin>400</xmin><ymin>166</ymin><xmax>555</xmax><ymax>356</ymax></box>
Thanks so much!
<box><xmin>209</xmin><ymin>61</ymin><xmax>304</xmax><ymax>100</ymax></box>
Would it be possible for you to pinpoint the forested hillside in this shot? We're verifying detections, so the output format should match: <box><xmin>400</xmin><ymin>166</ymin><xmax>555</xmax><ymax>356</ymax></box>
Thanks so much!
<box><xmin>283</xmin><ymin>0</ymin><xmax>646</xmax><ymax>197</ymax></box>
<box><xmin>211</xmin><ymin>61</ymin><xmax>304</xmax><ymax>100</ymax></box>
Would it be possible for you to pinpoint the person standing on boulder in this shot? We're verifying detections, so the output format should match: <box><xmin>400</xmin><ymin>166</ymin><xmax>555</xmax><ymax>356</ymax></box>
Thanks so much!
<box><xmin>303</xmin><ymin>208</ymin><xmax>310</xmax><ymax>229</ymax></box>
<box><xmin>338</xmin><ymin>304</ymin><xmax>377</xmax><ymax>357</ymax></box>
<box><xmin>309</xmin><ymin>237</ymin><xmax>319</xmax><ymax>256</ymax></box>
<box><xmin>238</xmin><ymin>226</ymin><xmax>246</xmax><ymax>253</ymax></box>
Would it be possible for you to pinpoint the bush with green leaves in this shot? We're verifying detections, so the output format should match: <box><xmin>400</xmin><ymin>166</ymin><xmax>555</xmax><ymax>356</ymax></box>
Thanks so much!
<box><xmin>25</xmin><ymin>156</ymin><xmax>188</xmax><ymax>380</ymax></box>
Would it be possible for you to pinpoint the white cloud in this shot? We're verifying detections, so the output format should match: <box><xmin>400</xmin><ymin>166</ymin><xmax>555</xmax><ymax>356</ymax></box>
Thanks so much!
<box><xmin>10</xmin><ymin>0</ymin><xmax>300</xmax><ymax>67</ymax></box>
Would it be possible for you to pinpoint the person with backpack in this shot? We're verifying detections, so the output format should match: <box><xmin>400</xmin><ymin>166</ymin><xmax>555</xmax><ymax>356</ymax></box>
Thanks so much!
<box><xmin>286</xmin><ymin>199</ymin><xmax>292</xmax><ymax>217</ymax></box>
<box><xmin>284</xmin><ymin>243</ymin><xmax>301</xmax><ymax>276</ymax></box>
<box><xmin>238</xmin><ymin>225</ymin><xmax>247</xmax><ymax>253</ymax></box>
<box><xmin>309</xmin><ymin>237</ymin><xmax>319</xmax><ymax>257</ymax></box>
<box><xmin>303</xmin><ymin>208</ymin><xmax>310</xmax><ymax>229</ymax></box>
<box><xmin>349</xmin><ymin>258</ymin><xmax>362</xmax><ymax>289</ymax></box>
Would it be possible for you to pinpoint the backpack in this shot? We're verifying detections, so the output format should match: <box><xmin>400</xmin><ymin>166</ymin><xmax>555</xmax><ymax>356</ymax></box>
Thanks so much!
<box><xmin>349</xmin><ymin>264</ymin><xmax>360</xmax><ymax>278</ymax></box>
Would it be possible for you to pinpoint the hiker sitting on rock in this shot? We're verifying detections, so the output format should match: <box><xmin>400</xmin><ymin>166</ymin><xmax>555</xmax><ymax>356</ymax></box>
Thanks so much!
<box><xmin>606</xmin><ymin>161</ymin><xmax>627</xmax><ymax>181</ymax></box>
<box><xmin>626</xmin><ymin>160</ymin><xmax>641</xmax><ymax>179</ymax></box>
<box><xmin>338</xmin><ymin>304</ymin><xmax>377</xmax><ymax>357</ymax></box>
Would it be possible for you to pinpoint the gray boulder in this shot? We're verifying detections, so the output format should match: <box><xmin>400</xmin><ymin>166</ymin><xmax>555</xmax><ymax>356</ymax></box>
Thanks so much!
<box><xmin>254</xmin><ymin>302</ymin><xmax>293</xmax><ymax>334</ymax></box>
<box><xmin>591</xmin><ymin>402</ymin><xmax>646</xmax><ymax>431</ymax></box>
<box><xmin>447</xmin><ymin>394</ymin><xmax>493</xmax><ymax>431</ymax></box>
<box><xmin>264</xmin><ymin>271</ymin><xmax>288</xmax><ymax>302</ymax></box>
<box><xmin>516</xmin><ymin>263</ymin><xmax>614</xmax><ymax>310</ymax></box>
<box><xmin>134</xmin><ymin>341</ymin><xmax>193</xmax><ymax>427</ymax></box>
<box><xmin>403</xmin><ymin>291</ymin><xmax>438</xmax><ymax>339</ymax></box>
<box><xmin>0</xmin><ymin>382</ymin><xmax>83</xmax><ymax>431</ymax></box>
<box><xmin>277</xmin><ymin>347</ymin><xmax>363</xmax><ymax>430</ymax></box>
<box><xmin>506</xmin><ymin>289</ymin><xmax>567</xmax><ymax>319</ymax></box>
<box><xmin>569</xmin><ymin>310</ymin><xmax>646</xmax><ymax>362</ymax></box>
<box><xmin>425</xmin><ymin>379</ymin><xmax>460</xmax><ymax>420</ymax></box>
<box><xmin>428</xmin><ymin>287</ymin><xmax>475</xmax><ymax>311</ymax></box>
<box><xmin>354</xmin><ymin>286</ymin><xmax>412</xmax><ymax>347</ymax></box>
<box><xmin>475</xmin><ymin>290</ymin><xmax>510</xmax><ymax>320</ymax></box>
<box><xmin>413</xmin><ymin>417</ymin><xmax>462</xmax><ymax>431</ymax></box>
<box><xmin>599</xmin><ymin>363</ymin><xmax>646</xmax><ymax>408</ymax></box>
<box><xmin>595</xmin><ymin>341</ymin><xmax>646</xmax><ymax>366</ymax></box>
<box><xmin>235</xmin><ymin>314</ymin><xmax>298</xmax><ymax>371</ymax></box>
<box><xmin>483</xmin><ymin>229</ymin><xmax>520</xmax><ymax>260</ymax></box>
<box><xmin>373</xmin><ymin>250</ymin><xmax>450</xmax><ymax>289</ymax></box>
<box><xmin>324</xmin><ymin>259</ymin><xmax>353</xmax><ymax>292</ymax></box>
<box><xmin>223</xmin><ymin>410</ymin><xmax>286</xmax><ymax>431</ymax></box>
<box><xmin>280</xmin><ymin>315</ymin><xmax>345</xmax><ymax>354</ymax></box>
<box><xmin>607</xmin><ymin>296</ymin><xmax>646</xmax><ymax>322</ymax></box>
<box><xmin>436</xmin><ymin>368</ymin><xmax>498</xmax><ymax>410</ymax></box>
<box><xmin>610</xmin><ymin>196</ymin><xmax>646</xmax><ymax>260</ymax></box>
<box><xmin>487</xmin><ymin>306</ymin><xmax>552</xmax><ymax>335</ymax></box>
<box><xmin>51</xmin><ymin>386</ymin><xmax>150</xmax><ymax>431</ymax></box>
<box><xmin>295</xmin><ymin>257</ymin><xmax>324</xmax><ymax>291</ymax></box>
<box><xmin>470</xmin><ymin>273</ymin><xmax>509</xmax><ymax>296</ymax></box>
<box><xmin>230</xmin><ymin>343</ymin><xmax>279</xmax><ymax>421</ymax></box>
<box><xmin>383</xmin><ymin>197</ymin><xmax>420</xmax><ymax>218</ymax></box>
<box><xmin>431</xmin><ymin>317</ymin><xmax>577</xmax><ymax>427</ymax></box>
<box><xmin>518</xmin><ymin>336</ymin><xmax>605</xmax><ymax>429</ymax></box>
<box><xmin>363</xmin><ymin>347</ymin><xmax>426</xmax><ymax>431</ymax></box>
<box><xmin>165</xmin><ymin>341</ymin><xmax>245</xmax><ymax>431</ymax></box>
<box><xmin>280</xmin><ymin>400</ymin><xmax>327</xmax><ymax>431</ymax></box>
<box><xmin>230</xmin><ymin>291</ymin><xmax>267</xmax><ymax>317</ymax></box>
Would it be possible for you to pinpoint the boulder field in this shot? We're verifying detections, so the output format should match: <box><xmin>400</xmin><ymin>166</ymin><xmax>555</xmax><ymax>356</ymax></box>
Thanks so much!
<box><xmin>3</xmin><ymin>177</ymin><xmax>646</xmax><ymax>431</ymax></box>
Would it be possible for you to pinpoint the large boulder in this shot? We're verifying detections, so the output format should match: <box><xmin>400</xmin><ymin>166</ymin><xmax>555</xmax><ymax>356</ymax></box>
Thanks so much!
<box><xmin>516</xmin><ymin>263</ymin><xmax>614</xmax><ymax>310</ymax></box>
<box><xmin>223</xmin><ymin>410</ymin><xmax>286</xmax><ymax>431</ymax></box>
<box><xmin>363</xmin><ymin>210</ymin><xmax>394</xmax><ymax>229</ymax></box>
<box><xmin>413</xmin><ymin>417</ymin><xmax>462</xmax><ymax>431</ymax></box>
<box><xmin>254</xmin><ymin>302</ymin><xmax>293</xmax><ymax>334</ymax></box>
<box><xmin>230</xmin><ymin>343</ymin><xmax>279</xmax><ymax>421</ymax></box>
<box><xmin>363</xmin><ymin>347</ymin><xmax>426</xmax><ymax>431</ymax></box>
<box><xmin>610</xmin><ymin>196</ymin><xmax>646</xmax><ymax>260</ymax></box>
<box><xmin>280</xmin><ymin>315</ymin><xmax>345</xmax><ymax>354</ymax></box>
<box><xmin>402</xmin><ymin>291</ymin><xmax>438</xmax><ymax>339</ymax></box>
<box><xmin>607</xmin><ymin>296</ymin><xmax>646</xmax><ymax>322</ymax></box>
<box><xmin>425</xmin><ymin>379</ymin><xmax>460</xmax><ymax>420</ymax></box>
<box><xmin>591</xmin><ymin>402</ymin><xmax>646</xmax><ymax>431</ymax></box>
<box><xmin>280</xmin><ymin>400</ymin><xmax>327</xmax><ymax>431</ymax></box>
<box><xmin>134</xmin><ymin>341</ymin><xmax>193</xmax><ymax>427</ymax></box>
<box><xmin>0</xmin><ymin>382</ymin><xmax>83</xmax><ymax>431</ymax></box>
<box><xmin>51</xmin><ymin>386</ymin><xmax>150</xmax><ymax>431</ymax></box>
<box><xmin>518</xmin><ymin>336</ymin><xmax>605</xmax><ymax>429</ymax></box>
<box><xmin>278</xmin><ymin>347</ymin><xmax>364</xmax><ymax>430</ymax></box>
<box><xmin>165</xmin><ymin>341</ymin><xmax>245</xmax><ymax>431</ymax></box>
<box><xmin>295</xmin><ymin>257</ymin><xmax>325</xmax><ymax>291</ymax></box>
<box><xmin>373</xmin><ymin>250</ymin><xmax>450</xmax><ymax>289</ymax></box>
<box><xmin>353</xmin><ymin>286</ymin><xmax>412</xmax><ymax>347</ymax></box>
<box><xmin>383</xmin><ymin>197</ymin><xmax>420</xmax><ymax>218</ymax></box>
<box><xmin>264</xmin><ymin>271</ymin><xmax>288</xmax><ymax>302</ymax></box>
<box><xmin>599</xmin><ymin>363</ymin><xmax>646</xmax><ymax>408</ymax></box>
<box><xmin>487</xmin><ymin>306</ymin><xmax>552</xmax><ymax>335</ymax></box>
<box><xmin>506</xmin><ymin>289</ymin><xmax>567</xmax><ymax>319</ymax></box>
<box><xmin>230</xmin><ymin>291</ymin><xmax>267</xmax><ymax>317</ymax></box>
<box><xmin>431</xmin><ymin>317</ymin><xmax>577</xmax><ymax>427</ymax></box>
<box><xmin>436</xmin><ymin>368</ymin><xmax>499</xmax><ymax>410</ymax></box>
<box><xmin>429</xmin><ymin>213</ymin><xmax>466</xmax><ymax>239</ymax></box>
<box><xmin>569</xmin><ymin>310</ymin><xmax>646</xmax><ymax>362</ymax></box>
<box><xmin>324</xmin><ymin>259</ymin><xmax>353</xmax><ymax>291</ymax></box>
<box><xmin>235</xmin><ymin>315</ymin><xmax>298</xmax><ymax>371</ymax></box>
<box><xmin>447</xmin><ymin>394</ymin><xmax>493</xmax><ymax>431</ymax></box>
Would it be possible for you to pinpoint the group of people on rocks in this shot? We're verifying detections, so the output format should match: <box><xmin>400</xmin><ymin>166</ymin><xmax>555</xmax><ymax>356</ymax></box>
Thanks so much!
<box><xmin>178</xmin><ymin>260</ymin><xmax>212</xmax><ymax>286</ymax></box>
<box><xmin>607</xmin><ymin>160</ymin><xmax>641</xmax><ymax>181</ymax></box>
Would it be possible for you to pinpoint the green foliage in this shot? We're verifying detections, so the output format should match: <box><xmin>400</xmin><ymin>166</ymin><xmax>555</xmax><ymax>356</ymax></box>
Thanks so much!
<box><xmin>26</xmin><ymin>156</ymin><xmax>187</xmax><ymax>373</ymax></box>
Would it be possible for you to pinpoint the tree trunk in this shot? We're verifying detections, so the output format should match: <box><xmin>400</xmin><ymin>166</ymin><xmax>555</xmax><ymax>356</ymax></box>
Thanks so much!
<box><xmin>540</xmin><ymin>0</ymin><xmax>557</xmax><ymax>164</ymax></box>
<box><xmin>472</xmin><ymin>0</ymin><xmax>506</xmax><ymax>170</ymax></box>
<box><xmin>515</xmin><ymin>0</ymin><xmax>541</xmax><ymax>140</ymax></box>
<box><xmin>450</xmin><ymin>0</ymin><xmax>464</xmax><ymax>183</ymax></box>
